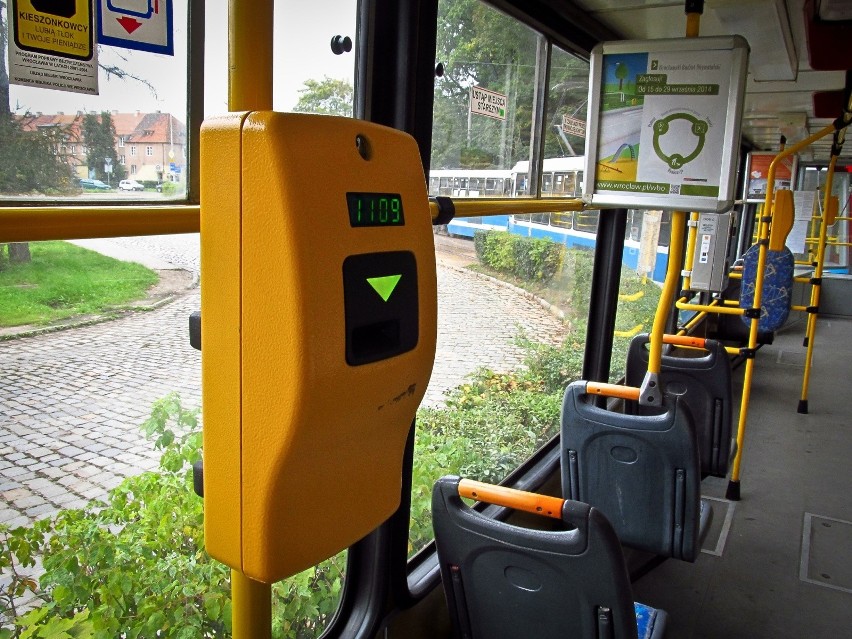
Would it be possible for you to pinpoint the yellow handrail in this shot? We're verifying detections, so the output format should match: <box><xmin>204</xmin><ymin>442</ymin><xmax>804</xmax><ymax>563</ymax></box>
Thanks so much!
<box><xmin>0</xmin><ymin>205</ymin><xmax>199</xmax><ymax>243</ymax></box>
<box><xmin>429</xmin><ymin>197</ymin><xmax>585</xmax><ymax>220</ymax></box>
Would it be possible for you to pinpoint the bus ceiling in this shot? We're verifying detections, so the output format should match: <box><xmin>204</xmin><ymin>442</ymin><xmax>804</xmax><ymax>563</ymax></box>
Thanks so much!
<box><xmin>524</xmin><ymin>0</ymin><xmax>852</xmax><ymax>163</ymax></box>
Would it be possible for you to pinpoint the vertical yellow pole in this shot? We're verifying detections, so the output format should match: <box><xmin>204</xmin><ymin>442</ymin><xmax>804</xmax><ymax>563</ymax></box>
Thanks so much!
<box><xmin>643</xmin><ymin>211</ymin><xmax>687</xmax><ymax>402</ymax></box>
<box><xmin>229</xmin><ymin>0</ymin><xmax>274</xmax><ymax>112</ymax></box>
<box><xmin>641</xmin><ymin>3</ymin><xmax>700</xmax><ymax>403</ymax></box>
<box><xmin>727</xmin><ymin>123</ymin><xmax>838</xmax><ymax>499</ymax></box>
<box><xmin>225</xmin><ymin>0</ymin><xmax>274</xmax><ymax>636</ymax></box>
<box><xmin>682</xmin><ymin>211</ymin><xmax>699</xmax><ymax>291</ymax></box>
<box><xmin>798</xmin><ymin>155</ymin><xmax>838</xmax><ymax>413</ymax></box>
<box><xmin>232</xmin><ymin>569</ymin><xmax>272</xmax><ymax>638</ymax></box>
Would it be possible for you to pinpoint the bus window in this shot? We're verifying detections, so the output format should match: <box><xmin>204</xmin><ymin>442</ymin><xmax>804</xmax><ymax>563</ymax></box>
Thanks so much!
<box><xmin>543</xmin><ymin>46</ymin><xmax>590</xmax><ymax>165</ymax></box>
<box><xmin>431</xmin><ymin>0</ymin><xmax>539</xmax><ymax>180</ymax></box>
<box><xmin>543</xmin><ymin>173</ymin><xmax>554</xmax><ymax>194</ymax></box>
<box><xmin>2</xmin><ymin>6</ymin><xmax>191</xmax><ymax>201</ymax></box>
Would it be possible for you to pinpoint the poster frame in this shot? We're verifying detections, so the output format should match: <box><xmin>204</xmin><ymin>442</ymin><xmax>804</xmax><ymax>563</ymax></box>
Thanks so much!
<box><xmin>582</xmin><ymin>36</ymin><xmax>749</xmax><ymax>213</ymax></box>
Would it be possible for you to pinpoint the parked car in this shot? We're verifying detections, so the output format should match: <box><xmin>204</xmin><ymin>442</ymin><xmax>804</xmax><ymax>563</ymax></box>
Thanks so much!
<box><xmin>79</xmin><ymin>178</ymin><xmax>112</xmax><ymax>190</ymax></box>
<box><xmin>119</xmin><ymin>179</ymin><xmax>145</xmax><ymax>191</ymax></box>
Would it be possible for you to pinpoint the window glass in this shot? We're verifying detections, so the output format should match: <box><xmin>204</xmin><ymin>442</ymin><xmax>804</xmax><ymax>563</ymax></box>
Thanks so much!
<box><xmin>1</xmin><ymin>3</ymin><xmax>190</xmax><ymax>200</ymax></box>
<box><xmin>612</xmin><ymin>210</ymin><xmax>666</xmax><ymax>381</ymax></box>
<box><xmin>542</xmin><ymin>46</ymin><xmax>590</xmax><ymax>171</ymax></box>
<box><xmin>0</xmin><ymin>1</ymin><xmax>357</xmax><ymax>636</ymax></box>
<box><xmin>412</xmin><ymin>0</ymin><xmax>596</xmax><ymax>560</ymax></box>
<box><xmin>430</xmin><ymin>0</ymin><xmax>539</xmax><ymax>190</ymax></box>
<box><xmin>799</xmin><ymin>166</ymin><xmax>850</xmax><ymax>272</ymax></box>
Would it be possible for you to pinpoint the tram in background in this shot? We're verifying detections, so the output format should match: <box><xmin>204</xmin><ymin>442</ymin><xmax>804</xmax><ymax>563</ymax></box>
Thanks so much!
<box><xmin>431</xmin><ymin>157</ymin><xmax>673</xmax><ymax>282</ymax></box>
<box><xmin>1</xmin><ymin>0</ymin><xmax>852</xmax><ymax>637</ymax></box>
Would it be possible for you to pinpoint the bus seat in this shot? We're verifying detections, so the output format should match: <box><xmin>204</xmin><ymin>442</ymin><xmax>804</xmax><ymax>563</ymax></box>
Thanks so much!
<box><xmin>432</xmin><ymin>476</ymin><xmax>667</xmax><ymax>639</ymax></box>
<box><xmin>625</xmin><ymin>334</ymin><xmax>734</xmax><ymax>477</ymax></box>
<box><xmin>561</xmin><ymin>381</ymin><xmax>707</xmax><ymax>562</ymax></box>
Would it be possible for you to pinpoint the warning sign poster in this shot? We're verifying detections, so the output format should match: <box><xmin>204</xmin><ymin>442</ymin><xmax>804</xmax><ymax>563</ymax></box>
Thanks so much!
<box><xmin>7</xmin><ymin>0</ymin><xmax>98</xmax><ymax>95</ymax></box>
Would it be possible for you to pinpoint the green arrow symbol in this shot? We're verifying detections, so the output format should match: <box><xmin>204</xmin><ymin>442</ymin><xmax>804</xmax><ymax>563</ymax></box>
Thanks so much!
<box><xmin>367</xmin><ymin>274</ymin><xmax>402</xmax><ymax>302</ymax></box>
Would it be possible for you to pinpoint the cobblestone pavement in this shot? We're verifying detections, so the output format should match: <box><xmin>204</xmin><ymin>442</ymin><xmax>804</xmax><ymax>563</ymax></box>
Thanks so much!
<box><xmin>0</xmin><ymin>234</ymin><xmax>566</xmax><ymax>528</ymax></box>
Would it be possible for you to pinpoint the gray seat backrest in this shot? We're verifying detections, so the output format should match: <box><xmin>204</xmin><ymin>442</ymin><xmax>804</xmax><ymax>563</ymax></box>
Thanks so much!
<box><xmin>432</xmin><ymin>475</ymin><xmax>639</xmax><ymax>639</ymax></box>
<box><xmin>625</xmin><ymin>334</ymin><xmax>733</xmax><ymax>477</ymax></box>
<box><xmin>561</xmin><ymin>381</ymin><xmax>702</xmax><ymax>561</ymax></box>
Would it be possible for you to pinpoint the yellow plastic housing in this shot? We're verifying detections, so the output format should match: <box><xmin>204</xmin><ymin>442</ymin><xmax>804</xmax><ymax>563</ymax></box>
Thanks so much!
<box><xmin>200</xmin><ymin>112</ymin><xmax>437</xmax><ymax>583</ymax></box>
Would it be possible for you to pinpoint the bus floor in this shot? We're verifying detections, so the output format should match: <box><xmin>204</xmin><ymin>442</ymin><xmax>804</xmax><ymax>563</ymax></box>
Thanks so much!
<box><xmin>631</xmin><ymin>315</ymin><xmax>852</xmax><ymax>638</ymax></box>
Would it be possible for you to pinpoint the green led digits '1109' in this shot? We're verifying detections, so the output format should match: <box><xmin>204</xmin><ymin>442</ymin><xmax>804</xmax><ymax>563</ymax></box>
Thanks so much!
<box><xmin>347</xmin><ymin>192</ymin><xmax>405</xmax><ymax>227</ymax></box>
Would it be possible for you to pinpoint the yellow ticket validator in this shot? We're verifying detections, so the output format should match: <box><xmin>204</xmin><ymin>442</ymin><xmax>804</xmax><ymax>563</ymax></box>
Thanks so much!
<box><xmin>200</xmin><ymin>113</ymin><xmax>437</xmax><ymax>583</ymax></box>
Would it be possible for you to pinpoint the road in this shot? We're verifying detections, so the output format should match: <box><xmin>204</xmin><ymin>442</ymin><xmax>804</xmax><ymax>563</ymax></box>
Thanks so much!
<box><xmin>0</xmin><ymin>233</ymin><xmax>566</xmax><ymax>528</ymax></box>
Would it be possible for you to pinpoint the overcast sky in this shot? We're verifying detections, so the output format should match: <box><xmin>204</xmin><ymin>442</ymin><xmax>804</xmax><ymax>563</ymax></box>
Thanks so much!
<box><xmin>6</xmin><ymin>0</ymin><xmax>357</xmax><ymax>119</ymax></box>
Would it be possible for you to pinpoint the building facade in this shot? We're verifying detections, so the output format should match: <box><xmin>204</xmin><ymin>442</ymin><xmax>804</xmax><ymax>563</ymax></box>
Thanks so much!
<box><xmin>18</xmin><ymin>111</ymin><xmax>187</xmax><ymax>185</ymax></box>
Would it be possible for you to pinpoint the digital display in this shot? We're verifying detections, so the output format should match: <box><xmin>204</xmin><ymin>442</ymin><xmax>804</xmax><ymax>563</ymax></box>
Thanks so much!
<box><xmin>347</xmin><ymin>193</ymin><xmax>405</xmax><ymax>227</ymax></box>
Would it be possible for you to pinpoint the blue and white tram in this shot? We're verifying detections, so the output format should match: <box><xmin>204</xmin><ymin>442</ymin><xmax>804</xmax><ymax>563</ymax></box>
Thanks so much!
<box><xmin>430</xmin><ymin>157</ymin><xmax>671</xmax><ymax>282</ymax></box>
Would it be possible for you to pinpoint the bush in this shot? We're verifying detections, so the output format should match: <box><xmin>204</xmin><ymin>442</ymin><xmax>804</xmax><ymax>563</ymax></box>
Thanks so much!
<box><xmin>161</xmin><ymin>181</ymin><xmax>180</xmax><ymax>196</ymax></box>
<box><xmin>1</xmin><ymin>394</ymin><xmax>344</xmax><ymax>638</ymax></box>
<box><xmin>474</xmin><ymin>231</ymin><xmax>565</xmax><ymax>283</ymax></box>
<box><xmin>409</xmin><ymin>327</ymin><xmax>587</xmax><ymax>555</ymax></box>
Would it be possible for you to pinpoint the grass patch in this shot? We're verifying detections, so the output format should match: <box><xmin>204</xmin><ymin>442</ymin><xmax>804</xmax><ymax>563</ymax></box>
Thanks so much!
<box><xmin>0</xmin><ymin>241</ymin><xmax>159</xmax><ymax>327</ymax></box>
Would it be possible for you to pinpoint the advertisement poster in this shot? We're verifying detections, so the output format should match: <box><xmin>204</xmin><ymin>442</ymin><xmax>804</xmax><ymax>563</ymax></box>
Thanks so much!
<box><xmin>746</xmin><ymin>152</ymin><xmax>796</xmax><ymax>202</ymax></box>
<box><xmin>585</xmin><ymin>38</ymin><xmax>748</xmax><ymax>212</ymax></box>
<box><xmin>7</xmin><ymin>0</ymin><xmax>98</xmax><ymax>95</ymax></box>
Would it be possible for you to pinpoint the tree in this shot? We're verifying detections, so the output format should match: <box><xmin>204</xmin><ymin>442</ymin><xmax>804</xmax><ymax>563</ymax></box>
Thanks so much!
<box><xmin>0</xmin><ymin>5</ymin><xmax>76</xmax><ymax>194</ymax></box>
<box><xmin>431</xmin><ymin>0</ymin><xmax>590</xmax><ymax>169</ymax></box>
<box><xmin>292</xmin><ymin>77</ymin><xmax>353</xmax><ymax>116</ymax></box>
<box><xmin>83</xmin><ymin>112</ymin><xmax>125</xmax><ymax>183</ymax></box>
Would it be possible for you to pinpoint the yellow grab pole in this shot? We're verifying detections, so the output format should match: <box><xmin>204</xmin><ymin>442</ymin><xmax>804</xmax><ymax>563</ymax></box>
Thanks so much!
<box><xmin>727</xmin><ymin>122</ymin><xmax>838</xmax><ymax>500</ymax></box>
<box><xmin>225</xmin><ymin>1</ymin><xmax>274</xmax><ymax>637</ymax></box>
<box><xmin>799</xmin><ymin>155</ymin><xmax>839</xmax><ymax>413</ymax></box>
<box><xmin>682</xmin><ymin>212</ymin><xmax>699</xmax><ymax>290</ymax></box>
<box><xmin>639</xmin><ymin>1</ymin><xmax>701</xmax><ymax>404</ymax></box>
<box><xmin>229</xmin><ymin>0</ymin><xmax>274</xmax><ymax>112</ymax></box>
<box><xmin>676</xmin><ymin>297</ymin><xmax>744</xmax><ymax>315</ymax></box>
<box><xmin>0</xmin><ymin>205</ymin><xmax>199</xmax><ymax>243</ymax></box>
<box><xmin>641</xmin><ymin>210</ymin><xmax>687</xmax><ymax>405</ymax></box>
<box><xmin>429</xmin><ymin>197</ymin><xmax>584</xmax><ymax>221</ymax></box>
<box><xmin>232</xmin><ymin>570</ymin><xmax>272</xmax><ymax>638</ymax></box>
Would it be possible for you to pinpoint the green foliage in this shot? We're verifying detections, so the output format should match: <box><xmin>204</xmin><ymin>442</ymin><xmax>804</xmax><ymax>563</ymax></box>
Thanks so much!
<box><xmin>0</xmin><ymin>116</ymin><xmax>77</xmax><ymax>195</ymax></box>
<box><xmin>0</xmin><ymin>241</ymin><xmax>159</xmax><ymax>327</ymax></box>
<box><xmin>83</xmin><ymin>113</ymin><xmax>125</xmax><ymax>183</ymax></box>
<box><xmin>292</xmin><ymin>77</ymin><xmax>353</xmax><ymax>116</ymax></box>
<box><xmin>473</xmin><ymin>231</ymin><xmax>565</xmax><ymax>283</ymax></box>
<box><xmin>0</xmin><ymin>394</ymin><xmax>345</xmax><ymax>638</ymax></box>
<box><xmin>160</xmin><ymin>181</ymin><xmax>180</xmax><ymax>196</ymax></box>
<box><xmin>409</xmin><ymin>329</ymin><xmax>587</xmax><ymax>555</ymax></box>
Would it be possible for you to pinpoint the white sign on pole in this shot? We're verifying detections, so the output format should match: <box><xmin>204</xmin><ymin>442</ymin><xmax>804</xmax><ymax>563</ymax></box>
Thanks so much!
<box><xmin>787</xmin><ymin>190</ymin><xmax>817</xmax><ymax>254</ymax></box>
<box><xmin>97</xmin><ymin>0</ymin><xmax>174</xmax><ymax>55</ymax></box>
<box><xmin>7</xmin><ymin>0</ymin><xmax>99</xmax><ymax>95</ymax></box>
<box><xmin>469</xmin><ymin>86</ymin><xmax>508</xmax><ymax>121</ymax></box>
<box><xmin>561</xmin><ymin>115</ymin><xmax>586</xmax><ymax>137</ymax></box>
<box><xmin>584</xmin><ymin>37</ymin><xmax>749</xmax><ymax>212</ymax></box>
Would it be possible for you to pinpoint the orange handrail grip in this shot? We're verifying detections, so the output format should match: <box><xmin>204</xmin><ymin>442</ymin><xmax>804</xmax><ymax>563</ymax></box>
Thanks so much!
<box><xmin>662</xmin><ymin>334</ymin><xmax>706</xmax><ymax>348</ymax></box>
<box><xmin>585</xmin><ymin>381</ymin><xmax>641</xmax><ymax>401</ymax></box>
<box><xmin>457</xmin><ymin>479</ymin><xmax>565</xmax><ymax>520</ymax></box>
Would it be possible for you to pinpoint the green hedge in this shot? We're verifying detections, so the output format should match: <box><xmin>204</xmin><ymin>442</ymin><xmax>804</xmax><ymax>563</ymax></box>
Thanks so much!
<box><xmin>473</xmin><ymin>231</ymin><xmax>565</xmax><ymax>283</ymax></box>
